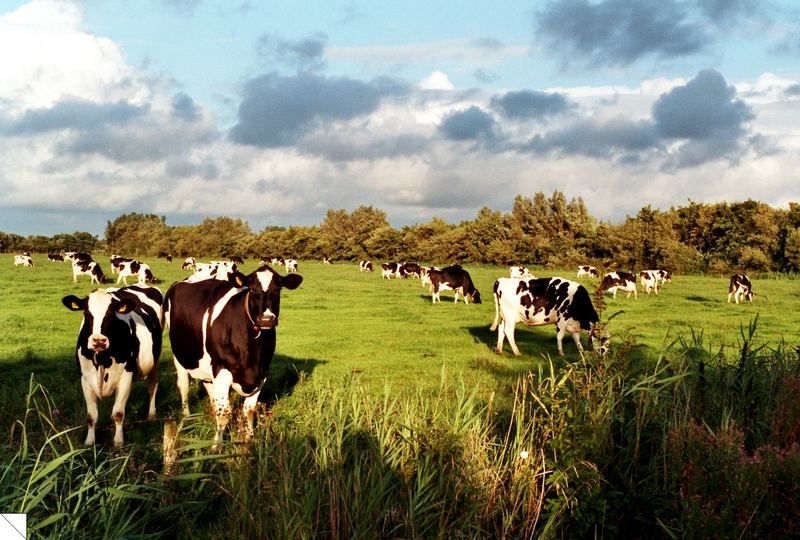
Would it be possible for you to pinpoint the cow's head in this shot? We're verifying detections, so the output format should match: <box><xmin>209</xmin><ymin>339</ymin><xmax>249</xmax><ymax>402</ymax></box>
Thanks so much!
<box><xmin>230</xmin><ymin>266</ymin><xmax>303</xmax><ymax>331</ymax></box>
<box><xmin>469</xmin><ymin>289</ymin><xmax>482</xmax><ymax>304</ymax></box>
<box><xmin>62</xmin><ymin>289</ymin><xmax>136</xmax><ymax>359</ymax></box>
<box><xmin>589</xmin><ymin>325</ymin><xmax>612</xmax><ymax>356</ymax></box>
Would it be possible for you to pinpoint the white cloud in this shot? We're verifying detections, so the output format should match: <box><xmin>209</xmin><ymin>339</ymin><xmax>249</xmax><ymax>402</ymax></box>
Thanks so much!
<box><xmin>419</xmin><ymin>70</ymin><xmax>455</xmax><ymax>91</ymax></box>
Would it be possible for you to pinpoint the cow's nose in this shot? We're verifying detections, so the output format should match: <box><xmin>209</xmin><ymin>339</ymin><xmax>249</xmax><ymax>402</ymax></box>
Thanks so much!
<box><xmin>257</xmin><ymin>314</ymin><xmax>276</xmax><ymax>329</ymax></box>
<box><xmin>92</xmin><ymin>337</ymin><xmax>108</xmax><ymax>350</ymax></box>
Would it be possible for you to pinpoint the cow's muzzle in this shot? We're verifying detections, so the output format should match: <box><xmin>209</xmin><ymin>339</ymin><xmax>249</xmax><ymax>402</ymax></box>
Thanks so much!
<box><xmin>255</xmin><ymin>314</ymin><xmax>277</xmax><ymax>330</ymax></box>
<box><xmin>90</xmin><ymin>335</ymin><xmax>109</xmax><ymax>352</ymax></box>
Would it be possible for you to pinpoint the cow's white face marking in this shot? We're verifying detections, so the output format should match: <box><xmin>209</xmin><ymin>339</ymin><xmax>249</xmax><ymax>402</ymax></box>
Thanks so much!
<box><xmin>86</xmin><ymin>289</ymin><xmax>114</xmax><ymax>350</ymax></box>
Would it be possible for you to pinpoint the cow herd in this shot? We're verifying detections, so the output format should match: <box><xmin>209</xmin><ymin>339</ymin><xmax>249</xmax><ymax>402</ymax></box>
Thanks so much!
<box><xmin>8</xmin><ymin>252</ymin><xmax>763</xmax><ymax>449</ymax></box>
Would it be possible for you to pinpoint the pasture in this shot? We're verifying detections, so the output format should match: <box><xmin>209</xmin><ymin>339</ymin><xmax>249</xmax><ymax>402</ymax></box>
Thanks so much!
<box><xmin>2</xmin><ymin>255</ymin><xmax>800</xmax><ymax>537</ymax></box>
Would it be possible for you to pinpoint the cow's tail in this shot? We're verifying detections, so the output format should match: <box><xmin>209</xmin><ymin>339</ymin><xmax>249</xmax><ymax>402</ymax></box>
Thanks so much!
<box><xmin>489</xmin><ymin>280</ymin><xmax>500</xmax><ymax>331</ymax></box>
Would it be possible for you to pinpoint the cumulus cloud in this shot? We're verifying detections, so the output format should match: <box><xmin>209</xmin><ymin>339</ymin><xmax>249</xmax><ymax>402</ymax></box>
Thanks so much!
<box><xmin>171</xmin><ymin>93</ymin><xmax>201</xmax><ymax>122</ymax></box>
<box><xmin>535</xmin><ymin>0</ymin><xmax>709</xmax><ymax>67</ymax></box>
<box><xmin>230</xmin><ymin>71</ymin><xmax>408</xmax><ymax>148</ymax></box>
<box><xmin>490</xmin><ymin>90</ymin><xmax>575</xmax><ymax>120</ymax></box>
<box><xmin>0</xmin><ymin>98</ymin><xmax>145</xmax><ymax>135</ymax></box>
<box><xmin>438</xmin><ymin>106</ymin><xmax>499</xmax><ymax>141</ymax></box>
<box><xmin>524</xmin><ymin>117</ymin><xmax>659</xmax><ymax>158</ymax></box>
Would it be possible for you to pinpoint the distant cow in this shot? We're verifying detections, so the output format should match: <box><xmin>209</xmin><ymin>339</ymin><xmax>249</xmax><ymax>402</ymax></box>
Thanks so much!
<box><xmin>359</xmin><ymin>260</ymin><xmax>374</xmax><ymax>272</ymax></box>
<box><xmin>728</xmin><ymin>274</ymin><xmax>754</xmax><ymax>304</ymax></box>
<box><xmin>510</xmin><ymin>266</ymin><xmax>533</xmax><ymax>279</ymax></box>
<box><xmin>110</xmin><ymin>256</ymin><xmax>134</xmax><ymax>274</ymax></box>
<box><xmin>285</xmin><ymin>258</ymin><xmax>298</xmax><ymax>273</ymax></box>
<box><xmin>381</xmin><ymin>262</ymin><xmax>401</xmax><ymax>279</ymax></box>
<box><xmin>14</xmin><ymin>255</ymin><xmax>33</xmax><ymax>267</ymax></box>
<box><xmin>640</xmin><ymin>269</ymin><xmax>672</xmax><ymax>295</ymax></box>
<box><xmin>73</xmin><ymin>261</ymin><xmax>108</xmax><ymax>284</ymax></box>
<box><xmin>164</xmin><ymin>266</ymin><xmax>303</xmax><ymax>450</ymax></box>
<box><xmin>490</xmin><ymin>277</ymin><xmax>609</xmax><ymax>357</ymax></box>
<box><xmin>270</xmin><ymin>257</ymin><xmax>285</xmax><ymax>266</ymax></box>
<box><xmin>229</xmin><ymin>256</ymin><xmax>244</xmax><ymax>265</ymax></box>
<box><xmin>117</xmin><ymin>260</ymin><xmax>156</xmax><ymax>285</ymax></box>
<box><xmin>577</xmin><ymin>265</ymin><xmax>599</xmax><ymax>278</ymax></box>
<box><xmin>400</xmin><ymin>262</ymin><xmax>422</xmax><ymax>278</ymax></box>
<box><xmin>181</xmin><ymin>257</ymin><xmax>196</xmax><ymax>271</ymax></box>
<box><xmin>599</xmin><ymin>272</ymin><xmax>638</xmax><ymax>299</ymax></box>
<box><xmin>428</xmin><ymin>265</ymin><xmax>482</xmax><ymax>304</ymax></box>
<box><xmin>48</xmin><ymin>253</ymin><xmax>64</xmax><ymax>262</ymax></box>
<box><xmin>189</xmin><ymin>261</ymin><xmax>238</xmax><ymax>282</ymax></box>
<box><xmin>323</xmin><ymin>256</ymin><xmax>333</xmax><ymax>265</ymax></box>
<box><xmin>62</xmin><ymin>285</ymin><xmax>163</xmax><ymax>446</ymax></box>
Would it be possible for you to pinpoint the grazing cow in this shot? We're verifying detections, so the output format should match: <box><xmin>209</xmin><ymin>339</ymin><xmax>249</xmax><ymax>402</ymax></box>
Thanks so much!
<box><xmin>73</xmin><ymin>261</ymin><xmax>108</xmax><ymax>284</ymax></box>
<box><xmin>14</xmin><ymin>255</ymin><xmax>33</xmax><ymax>267</ymax></box>
<box><xmin>323</xmin><ymin>256</ymin><xmax>333</xmax><ymax>265</ymax></box>
<box><xmin>181</xmin><ymin>257</ymin><xmax>196</xmax><ymax>271</ymax></box>
<box><xmin>420</xmin><ymin>266</ymin><xmax>440</xmax><ymax>289</ymax></box>
<box><xmin>400</xmin><ymin>262</ymin><xmax>422</xmax><ymax>278</ymax></box>
<box><xmin>359</xmin><ymin>260</ymin><xmax>374</xmax><ymax>272</ymax></box>
<box><xmin>48</xmin><ymin>253</ymin><xmax>65</xmax><ymax>262</ymax></box>
<box><xmin>285</xmin><ymin>258</ymin><xmax>298</xmax><ymax>273</ymax></box>
<box><xmin>164</xmin><ymin>266</ymin><xmax>303</xmax><ymax>450</ymax></box>
<box><xmin>510</xmin><ymin>266</ymin><xmax>533</xmax><ymax>279</ymax></box>
<box><xmin>577</xmin><ymin>265</ymin><xmax>599</xmax><ymax>278</ymax></box>
<box><xmin>110</xmin><ymin>256</ymin><xmax>134</xmax><ymax>274</ymax></box>
<box><xmin>490</xmin><ymin>277</ymin><xmax>609</xmax><ymax>357</ymax></box>
<box><xmin>62</xmin><ymin>285</ymin><xmax>163</xmax><ymax>446</ymax></box>
<box><xmin>270</xmin><ymin>257</ymin><xmax>285</xmax><ymax>266</ymax></box>
<box><xmin>230</xmin><ymin>256</ymin><xmax>244</xmax><ymax>265</ymax></box>
<box><xmin>728</xmin><ymin>274</ymin><xmax>754</xmax><ymax>304</ymax></box>
<box><xmin>428</xmin><ymin>265</ymin><xmax>482</xmax><ymax>304</ymax></box>
<box><xmin>117</xmin><ymin>260</ymin><xmax>156</xmax><ymax>285</ymax></box>
<box><xmin>189</xmin><ymin>261</ymin><xmax>238</xmax><ymax>282</ymax></box>
<box><xmin>640</xmin><ymin>270</ymin><xmax>671</xmax><ymax>295</ymax></box>
<box><xmin>165</xmin><ymin>254</ymin><xmax>173</xmax><ymax>263</ymax></box>
<box><xmin>599</xmin><ymin>272</ymin><xmax>638</xmax><ymax>299</ymax></box>
<box><xmin>381</xmin><ymin>262</ymin><xmax>401</xmax><ymax>279</ymax></box>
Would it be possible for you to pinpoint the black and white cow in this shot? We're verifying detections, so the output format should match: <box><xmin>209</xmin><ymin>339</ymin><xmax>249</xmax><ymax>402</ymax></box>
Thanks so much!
<box><xmin>510</xmin><ymin>266</ymin><xmax>533</xmax><ymax>279</ymax></box>
<box><xmin>228</xmin><ymin>256</ymin><xmax>244</xmax><ymax>265</ymax></box>
<box><xmin>48</xmin><ymin>253</ymin><xmax>65</xmax><ymax>262</ymax></box>
<box><xmin>72</xmin><ymin>261</ymin><xmax>108</xmax><ymax>284</ymax></box>
<box><xmin>577</xmin><ymin>265</ymin><xmax>599</xmax><ymax>278</ymax></box>
<box><xmin>270</xmin><ymin>256</ymin><xmax>285</xmax><ymax>266</ymax></box>
<box><xmin>728</xmin><ymin>274</ymin><xmax>754</xmax><ymax>304</ymax></box>
<box><xmin>381</xmin><ymin>262</ymin><xmax>401</xmax><ymax>279</ymax></box>
<box><xmin>188</xmin><ymin>261</ymin><xmax>238</xmax><ymax>282</ymax></box>
<box><xmin>322</xmin><ymin>256</ymin><xmax>333</xmax><ymax>265</ymax></box>
<box><xmin>66</xmin><ymin>252</ymin><xmax>93</xmax><ymax>264</ymax></box>
<box><xmin>490</xmin><ymin>277</ymin><xmax>609</xmax><ymax>357</ymax></box>
<box><xmin>359</xmin><ymin>260</ymin><xmax>374</xmax><ymax>272</ymax></box>
<box><xmin>62</xmin><ymin>285</ymin><xmax>163</xmax><ymax>446</ymax></box>
<box><xmin>164</xmin><ymin>266</ymin><xmax>303</xmax><ymax>450</ymax></box>
<box><xmin>14</xmin><ymin>255</ymin><xmax>33</xmax><ymax>267</ymax></box>
<box><xmin>429</xmin><ymin>265</ymin><xmax>482</xmax><ymax>304</ymax></box>
<box><xmin>400</xmin><ymin>262</ymin><xmax>422</xmax><ymax>278</ymax></box>
<box><xmin>599</xmin><ymin>272</ymin><xmax>638</xmax><ymax>299</ymax></box>
<box><xmin>116</xmin><ymin>260</ymin><xmax>156</xmax><ymax>285</ymax></box>
<box><xmin>420</xmin><ymin>266</ymin><xmax>440</xmax><ymax>289</ymax></box>
<box><xmin>285</xmin><ymin>258</ymin><xmax>298</xmax><ymax>273</ymax></box>
<box><xmin>181</xmin><ymin>257</ymin><xmax>196</xmax><ymax>271</ymax></box>
<box><xmin>640</xmin><ymin>269</ymin><xmax>672</xmax><ymax>295</ymax></box>
<box><xmin>110</xmin><ymin>256</ymin><xmax>135</xmax><ymax>274</ymax></box>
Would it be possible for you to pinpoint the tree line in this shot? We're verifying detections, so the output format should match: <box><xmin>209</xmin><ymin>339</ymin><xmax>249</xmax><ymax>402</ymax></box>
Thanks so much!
<box><xmin>4</xmin><ymin>193</ymin><xmax>800</xmax><ymax>274</ymax></box>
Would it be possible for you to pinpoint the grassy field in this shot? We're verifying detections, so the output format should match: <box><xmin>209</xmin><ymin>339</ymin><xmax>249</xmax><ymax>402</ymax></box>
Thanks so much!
<box><xmin>1</xmin><ymin>255</ymin><xmax>798</xmax><ymax>443</ymax></box>
<box><xmin>3</xmin><ymin>254</ymin><xmax>800</xmax><ymax>537</ymax></box>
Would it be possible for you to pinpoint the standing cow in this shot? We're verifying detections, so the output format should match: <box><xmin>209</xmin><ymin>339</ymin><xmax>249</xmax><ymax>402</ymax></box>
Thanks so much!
<box><xmin>428</xmin><ymin>265</ymin><xmax>482</xmax><ymax>304</ymax></box>
<box><xmin>510</xmin><ymin>266</ymin><xmax>533</xmax><ymax>279</ymax></box>
<box><xmin>72</xmin><ymin>261</ymin><xmax>108</xmax><ymax>284</ymax></box>
<box><xmin>381</xmin><ymin>262</ymin><xmax>401</xmax><ymax>279</ymax></box>
<box><xmin>164</xmin><ymin>266</ymin><xmax>303</xmax><ymax>450</ymax></box>
<box><xmin>598</xmin><ymin>272</ymin><xmax>638</xmax><ymax>299</ymax></box>
<box><xmin>490</xmin><ymin>276</ymin><xmax>609</xmax><ymax>357</ymax></box>
<box><xmin>640</xmin><ymin>269</ymin><xmax>672</xmax><ymax>295</ymax></box>
<box><xmin>728</xmin><ymin>274</ymin><xmax>754</xmax><ymax>304</ymax></box>
<box><xmin>359</xmin><ymin>260</ymin><xmax>374</xmax><ymax>272</ymax></box>
<box><xmin>62</xmin><ymin>285</ymin><xmax>163</xmax><ymax>446</ymax></box>
<box><xmin>14</xmin><ymin>255</ymin><xmax>33</xmax><ymax>267</ymax></box>
<box><xmin>577</xmin><ymin>265</ymin><xmax>599</xmax><ymax>278</ymax></box>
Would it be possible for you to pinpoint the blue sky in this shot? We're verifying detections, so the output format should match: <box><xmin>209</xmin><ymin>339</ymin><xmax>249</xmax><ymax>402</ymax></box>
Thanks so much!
<box><xmin>1</xmin><ymin>0</ymin><xmax>799</xmax><ymax>235</ymax></box>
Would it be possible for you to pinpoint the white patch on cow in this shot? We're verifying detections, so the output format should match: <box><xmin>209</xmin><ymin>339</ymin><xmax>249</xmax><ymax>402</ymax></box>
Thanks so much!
<box><xmin>188</xmin><ymin>309</ymin><xmax>216</xmax><ymax>382</ymax></box>
<box><xmin>210</xmin><ymin>287</ymin><xmax>241</xmax><ymax>326</ymax></box>
<box><xmin>255</xmin><ymin>269</ymin><xmax>274</xmax><ymax>292</ymax></box>
<box><xmin>86</xmin><ymin>289</ymin><xmax>114</xmax><ymax>346</ymax></box>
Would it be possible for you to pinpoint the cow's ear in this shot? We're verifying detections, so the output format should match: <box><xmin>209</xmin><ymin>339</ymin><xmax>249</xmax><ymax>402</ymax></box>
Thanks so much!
<box><xmin>282</xmin><ymin>273</ymin><xmax>303</xmax><ymax>290</ymax></box>
<box><xmin>62</xmin><ymin>295</ymin><xmax>85</xmax><ymax>311</ymax></box>
<box><xmin>228</xmin><ymin>271</ymin><xmax>247</xmax><ymax>288</ymax></box>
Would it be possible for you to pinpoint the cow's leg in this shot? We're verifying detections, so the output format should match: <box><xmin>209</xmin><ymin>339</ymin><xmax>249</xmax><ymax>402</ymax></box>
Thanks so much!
<box><xmin>612</xmin><ymin>288</ymin><xmax>617</xmax><ymax>299</ymax></box>
<box><xmin>242</xmin><ymin>389</ymin><xmax>263</xmax><ymax>439</ymax></box>
<box><xmin>555</xmin><ymin>324</ymin><xmax>567</xmax><ymax>356</ymax></box>
<box><xmin>146</xmin><ymin>368</ymin><xmax>158</xmax><ymax>420</ymax></box>
<box><xmin>571</xmin><ymin>329</ymin><xmax>585</xmax><ymax>355</ymax></box>
<box><xmin>494</xmin><ymin>316</ymin><xmax>506</xmax><ymax>354</ymax></box>
<box><xmin>504</xmin><ymin>319</ymin><xmax>521</xmax><ymax>356</ymax></box>
<box><xmin>174</xmin><ymin>357</ymin><xmax>191</xmax><ymax>416</ymax></box>
<box><xmin>81</xmin><ymin>376</ymin><xmax>98</xmax><ymax>446</ymax></box>
<box><xmin>111</xmin><ymin>372</ymin><xmax>134</xmax><ymax>447</ymax></box>
<box><xmin>453</xmin><ymin>290</ymin><xmax>460</xmax><ymax>303</ymax></box>
<box><xmin>210</xmin><ymin>370</ymin><xmax>233</xmax><ymax>452</ymax></box>
<box><xmin>727</xmin><ymin>291</ymin><xmax>733</xmax><ymax>303</ymax></box>
<box><xmin>116</xmin><ymin>273</ymin><xmax>123</xmax><ymax>284</ymax></box>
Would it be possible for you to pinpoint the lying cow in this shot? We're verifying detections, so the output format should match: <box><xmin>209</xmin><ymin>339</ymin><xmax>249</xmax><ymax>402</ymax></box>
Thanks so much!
<box><xmin>73</xmin><ymin>261</ymin><xmax>108</xmax><ymax>284</ymax></box>
<box><xmin>164</xmin><ymin>266</ymin><xmax>303</xmax><ymax>450</ymax></box>
<box><xmin>599</xmin><ymin>271</ymin><xmax>638</xmax><ymax>299</ymax></box>
<box><xmin>640</xmin><ymin>269</ymin><xmax>672</xmax><ymax>295</ymax></box>
<box><xmin>359</xmin><ymin>260</ymin><xmax>374</xmax><ymax>272</ymax></box>
<box><xmin>510</xmin><ymin>266</ymin><xmax>533</xmax><ymax>279</ymax></box>
<box><xmin>117</xmin><ymin>260</ymin><xmax>156</xmax><ymax>285</ymax></box>
<box><xmin>728</xmin><ymin>274</ymin><xmax>754</xmax><ymax>304</ymax></box>
<box><xmin>490</xmin><ymin>276</ymin><xmax>609</xmax><ymax>357</ymax></box>
<box><xmin>429</xmin><ymin>265</ymin><xmax>481</xmax><ymax>304</ymax></box>
<box><xmin>577</xmin><ymin>265</ymin><xmax>599</xmax><ymax>278</ymax></box>
<box><xmin>14</xmin><ymin>255</ymin><xmax>33</xmax><ymax>267</ymax></box>
<box><xmin>62</xmin><ymin>285</ymin><xmax>163</xmax><ymax>446</ymax></box>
